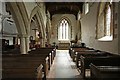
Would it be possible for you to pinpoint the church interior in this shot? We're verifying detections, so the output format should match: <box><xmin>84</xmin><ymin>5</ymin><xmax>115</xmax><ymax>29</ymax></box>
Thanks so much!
<box><xmin>0</xmin><ymin>0</ymin><xmax>120</xmax><ymax>80</ymax></box>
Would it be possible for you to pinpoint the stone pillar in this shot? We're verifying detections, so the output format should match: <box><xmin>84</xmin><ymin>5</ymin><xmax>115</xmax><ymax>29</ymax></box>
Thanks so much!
<box><xmin>41</xmin><ymin>38</ymin><xmax>45</xmax><ymax>47</ymax></box>
<box><xmin>25</xmin><ymin>37</ymin><xmax>30</xmax><ymax>52</ymax></box>
<box><xmin>20</xmin><ymin>37</ymin><xmax>26</xmax><ymax>54</ymax></box>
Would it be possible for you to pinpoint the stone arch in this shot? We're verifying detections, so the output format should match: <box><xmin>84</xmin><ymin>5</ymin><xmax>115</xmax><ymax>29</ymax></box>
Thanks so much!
<box><xmin>29</xmin><ymin>6</ymin><xmax>38</xmax><ymax>21</ymax></box>
<box><xmin>58</xmin><ymin>16</ymin><xmax>72</xmax><ymax>26</ymax></box>
<box><xmin>29</xmin><ymin>6</ymin><xmax>46</xmax><ymax>47</ymax></box>
<box><xmin>30</xmin><ymin>6</ymin><xmax>46</xmax><ymax>36</ymax></box>
<box><xmin>6</xmin><ymin>2</ymin><xmax>30</xmax><ymax>54</ymax></box>
<box><xmin>37</xmin><ymin>11</ymin><xmax>46</xmax><ymax>39</ymax></box>
<box><xmin>8</xmin><ymin>2</ymin><xmax>30</xmax><ymax>36</ymax></box>
<box><xmin>6</xmin><ymin>2</ymin><xmax>26</xmax><ymax>35</ymax></box>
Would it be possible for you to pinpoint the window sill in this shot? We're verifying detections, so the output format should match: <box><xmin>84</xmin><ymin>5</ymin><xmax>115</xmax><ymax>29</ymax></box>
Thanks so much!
<box><xmin>98</xmin><ymin>36</ymin><xmax>113</xmax><ymax>41</ymax></box>
<box><xmin>58</xmin><ymin>39</ymin><xmax>69</xmax><ymax>41</ymax></box>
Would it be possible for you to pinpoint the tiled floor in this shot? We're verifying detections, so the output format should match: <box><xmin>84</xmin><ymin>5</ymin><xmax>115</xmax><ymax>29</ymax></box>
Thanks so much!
<box><xmin>47</xmin><ymin>50</ymin><xmax>82</xmax><ymax>79</ymax></box>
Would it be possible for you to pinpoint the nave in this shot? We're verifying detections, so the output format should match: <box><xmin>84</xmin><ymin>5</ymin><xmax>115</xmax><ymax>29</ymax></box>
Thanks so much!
<box><xmin>47</xmin><ymin>50</ymin><xmax>81</xmax><ymax>79</ymax></box>
<box><xmin>1</xmin><ymin>1</ymin><xmax>120</xmax><ymax>80</ymax></box>
<box><xmin>2</xmin><ymin>46</ymin><xmax>120</xmax><ymax>80</ymax></box>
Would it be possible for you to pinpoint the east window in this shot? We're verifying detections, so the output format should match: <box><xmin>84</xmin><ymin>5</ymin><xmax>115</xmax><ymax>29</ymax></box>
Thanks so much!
<box><xmin>58</xmin><ymin>19</ymin><xmax>69</xmax><ymax>40</ymax></box>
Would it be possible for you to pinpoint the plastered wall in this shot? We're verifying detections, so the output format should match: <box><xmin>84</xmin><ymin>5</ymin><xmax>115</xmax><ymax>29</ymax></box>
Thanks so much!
<box><xmin>81</xmin><ymin>2</ymin><xmax>119</xmax><ymax>54</ymax></box>
<box><xmin>50</xmin><ymin>14</ymin><xmax>78</xmax><ymax>44</ymax></box>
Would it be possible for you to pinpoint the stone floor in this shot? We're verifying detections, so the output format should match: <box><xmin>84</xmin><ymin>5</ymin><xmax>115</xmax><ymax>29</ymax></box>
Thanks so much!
<box><xmin>47</xmin><ymin>50</ymin><xmax>83</xmax><ymax>80</ymax></box>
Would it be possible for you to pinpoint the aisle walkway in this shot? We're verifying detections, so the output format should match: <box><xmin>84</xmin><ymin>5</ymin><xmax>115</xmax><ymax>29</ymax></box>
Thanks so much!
<box><xmin>47</xmin><ymin>50</ymin><xmax>82</xmax><ymax>79</ymax></box>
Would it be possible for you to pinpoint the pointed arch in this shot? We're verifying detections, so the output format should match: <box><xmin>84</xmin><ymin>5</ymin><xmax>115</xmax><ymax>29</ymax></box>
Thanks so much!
<box><xmin>6</xmin><ymin>2</ymin><xmax>27</xmax><ymax>35</ymax></box>
<box><xmin>6</xmin><ymin>2</ymin><xmax>30</xmax><ymax>53</ymax></box>
<box><xmin>29</xmin><ymin>6</ymin><xmax>38</xmax><ymax>21</ymax></box>
<box><xmin>58</xmin><ymin>16</ymin><xmax>72</xmax><ymax>40</ymax></box>
<box><xmin>29</xmin><ymin>5</ymin><xmax>47</xmax><ymax>47</ymax></box>
<box><xmin>29</xmin><ymin>6</ymin><xmax>46</xmax><ymax>39</ymax></box>
<box><xmin>58</xmin><ymin>16</ymin><xmax>72</xmax><ymax>26</ymax></box>
<box><xmin>17</xmin><ymin>2</ymin><xmax>29</xmax><ymax>34</ymax></box>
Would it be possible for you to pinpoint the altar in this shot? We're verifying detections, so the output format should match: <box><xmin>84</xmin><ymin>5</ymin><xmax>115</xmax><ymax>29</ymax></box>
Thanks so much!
<box><xmin>58</xmin><ymin>40</ymin><xmax>70</xmax><ymax>50</ymax></box>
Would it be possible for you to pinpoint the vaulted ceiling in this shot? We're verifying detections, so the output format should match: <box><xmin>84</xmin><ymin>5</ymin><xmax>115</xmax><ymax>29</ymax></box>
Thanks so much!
<box><xmin>46</xmin><ymin>2</ymin><xmax>83</xmax><ymax>19</ymax></box>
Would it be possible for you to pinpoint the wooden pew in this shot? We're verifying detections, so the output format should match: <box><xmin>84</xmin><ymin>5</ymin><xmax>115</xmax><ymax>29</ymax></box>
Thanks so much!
<box><xmin>75</xmin><ymin>51</ymin><xmax>110</xmax><ymax>68</ymax></box>
<box><xmin>2</xmin><ymin>47</ymin><xmax>56</xmax><ymax>79</ymax></box>
<box><xmin>37</xmin><ymin>64</ymin><xmax>44</xmax><ymax>80</ymax></box>
<box><xmin>2</xmin><ymin>58</ymin><xmax>44</xmax><ymax>79</ymax></box>
<box><xmin>69</xmin><ymin>47</ymin><xmax>98</xmax><ymax>68</ymax></box>
<box><xmin>28</xmin><ymin>48</ymin><xmax>56</xmax><ymax>74</ymax></box>
<box><xmin>69</xmin><ymin>47</ymin><xmax>90</xmax><ymax>60</ymax></box>
<box><xmin>32</xmin><ymin>47</ymin><xmax>56</xmax><ymax>60</ymax></box>
<box><xmin>2</xmin><ymin>48</ymin><xmax>20</xmax><ymax>54</ymax></box>
<box><xmin>2</xmin><ymin>64</ymin><xmax>43</xmax><ymax>80</ymax></box>
<box><xmin>80</xmin><ymin>54</ymin><xmax>120</xmax><ymax>78</ymax></box>
<box><xmin>28</xmin><ymin>48</ymin><xmax>56</xmax><ymax>69</ymax></box>
<box><xmin>90</xmin><ymin>63</ymin><xmax>120</xmax><ymax>80</ymax></box>
<box><xmin>37</xmin><ymin>48</ymin><xmax>56</xmax><ymax>63</ymax></box>
<box><xmin>3</xmin><ymin>48</ymin><xmax>56</xmax><ymax>78</ymax></box>
<box><xmin>2</xmin><ymin>53</ymin><xmax>49</xmax><ymax>79</ymax></box>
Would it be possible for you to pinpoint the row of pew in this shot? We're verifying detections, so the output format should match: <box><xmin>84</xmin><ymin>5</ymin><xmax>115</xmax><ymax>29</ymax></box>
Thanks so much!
<box><xmin>2</xmin><ymin>47</ymin><xmax>56</xmax><ymax>80</ymax></box>
<box><xmin>69</xmin><ymin>47</ymin><xmax>120</xmax><ymax>80</ymax></box>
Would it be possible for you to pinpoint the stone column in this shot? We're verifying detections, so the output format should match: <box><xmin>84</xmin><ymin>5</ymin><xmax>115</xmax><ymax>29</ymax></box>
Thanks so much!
<box><xmin>20</xmin><ymin>37</ymin><xmax>26</xmax><ymax>54</ymax></box>
<box><xmin>25</xmin><ymin>37</ymin><xmax>30</xmax><ymax>52</ymax></box>
<box><xmin>41</xmin><ymin>38</ymin><xmax>45</xmax><ymax>47</ymax></box>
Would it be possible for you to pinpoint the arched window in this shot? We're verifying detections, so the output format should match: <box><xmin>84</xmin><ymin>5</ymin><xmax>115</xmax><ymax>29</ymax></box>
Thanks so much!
<box><xmin>58</xmin><ymin>19</ymin><xmax>69</xmax><ymax>40</ymax></box>
<box><xmin>105</xmin><ymin>5</ymin><xmax>111</xmax><ymax>36</ymax></box>
<box><xmin>96</xmin><ymin>2</ymin><xmax>113</xmax><ymax>41</ymax></box>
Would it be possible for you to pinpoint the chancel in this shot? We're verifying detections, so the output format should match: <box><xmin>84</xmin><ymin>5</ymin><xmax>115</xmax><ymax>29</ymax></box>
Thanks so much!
<box><xmin>1</xmin><ymin>0</ymin><xmax>120</xmax><ymax>80</ymax></box>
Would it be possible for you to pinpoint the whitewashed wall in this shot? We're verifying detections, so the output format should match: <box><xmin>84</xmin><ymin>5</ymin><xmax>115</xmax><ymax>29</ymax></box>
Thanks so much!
<box><xmin>1</xmin><ymin>2</ymin><xmax>18</xmax><ymax>45</ymax></box>
<box><xmin>81</xmin><ymin>2</ymin><xmax>119</xmax><ymax>54</ymax></box>
<box><xmin>50</xmin><ymin>14</ymin><xmax>77</xmax><ymax>44</ymax></box>
<box><xmin>118</xmin><ymin>2</ymin><xmax>120</xmax><ymax>54</ymax></box>
<box><xmin>23</xmin><ymin>2</ymin><xmax>37</xmax><ymax>18</ymax></box>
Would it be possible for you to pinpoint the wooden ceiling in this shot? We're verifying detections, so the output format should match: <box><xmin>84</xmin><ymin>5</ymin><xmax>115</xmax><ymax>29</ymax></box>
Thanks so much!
<box><xmin>46</xmin><ymin>2</ymin><xmax>83</xmax><ymax>19</ymax></box>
